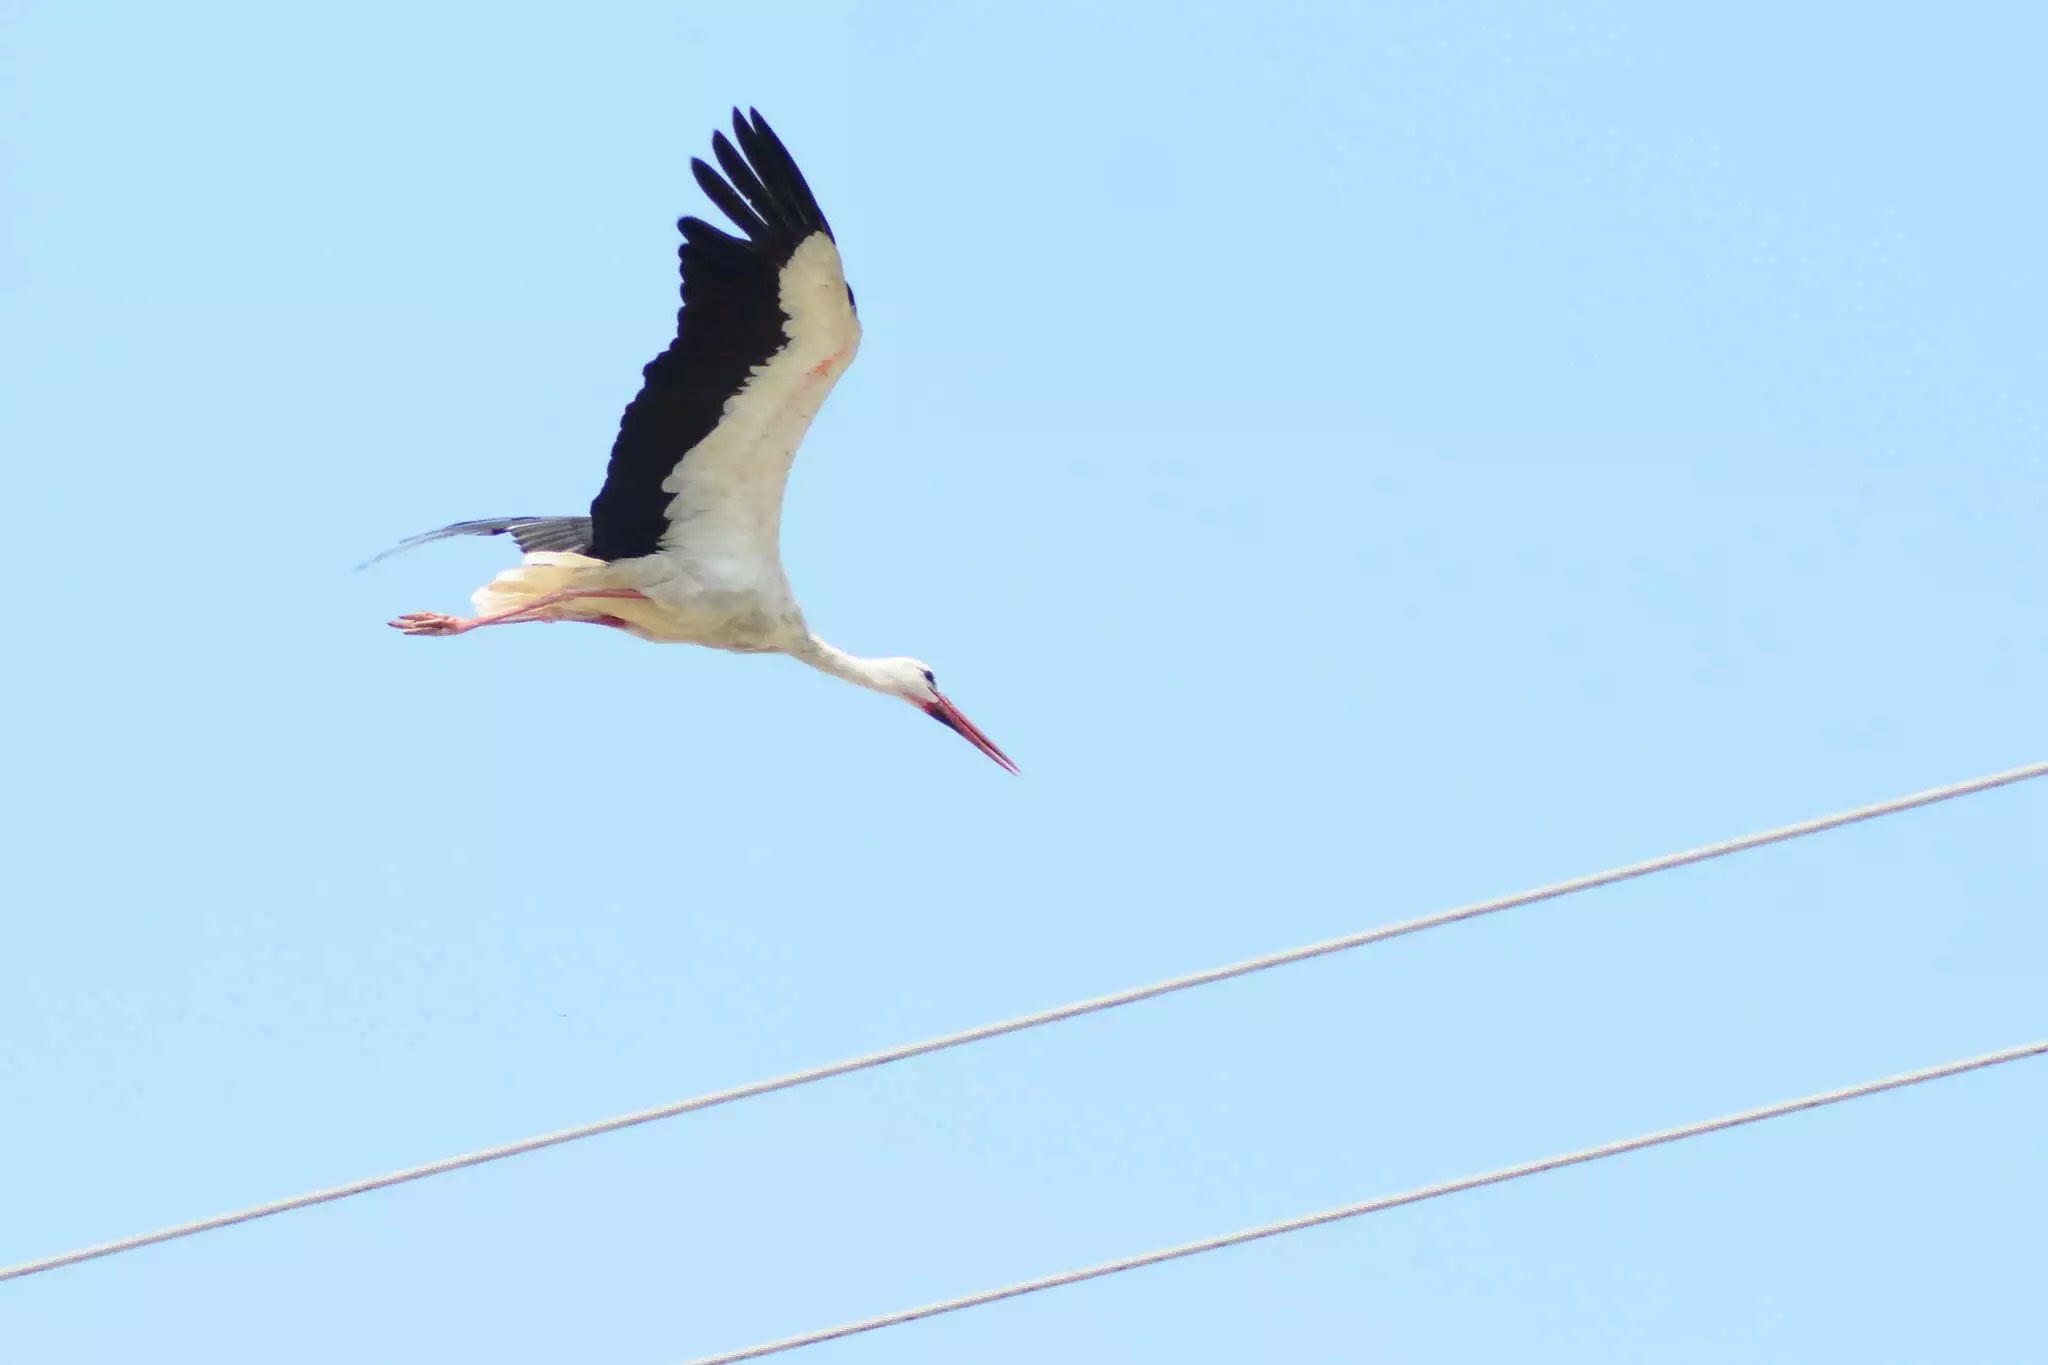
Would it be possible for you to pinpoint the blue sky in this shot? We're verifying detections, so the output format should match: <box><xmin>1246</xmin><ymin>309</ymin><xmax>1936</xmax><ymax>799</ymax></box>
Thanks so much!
<box><xmin>4</xmin><ymin>1</ymin><xmax>2044</xmax><ymax>1360</ymax></box>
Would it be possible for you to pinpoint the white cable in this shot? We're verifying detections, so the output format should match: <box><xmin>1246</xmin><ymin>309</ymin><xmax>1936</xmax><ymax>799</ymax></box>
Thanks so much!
<box><xmin>680</xmin><ymin>1038</ymin><xmax>2048</xmax><ymax>1363</ymax></box>
<box><xmin>3</xmin><ymin>759</ymin><xmax>2042</xmax><ymax>1285</ymax></box>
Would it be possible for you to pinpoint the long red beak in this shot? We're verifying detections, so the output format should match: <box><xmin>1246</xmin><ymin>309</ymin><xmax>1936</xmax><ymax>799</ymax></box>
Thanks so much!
<box><xmin>924</xmin><ymin>693</ymin><xmax>1019</xmax><ymax>774</ymax></box>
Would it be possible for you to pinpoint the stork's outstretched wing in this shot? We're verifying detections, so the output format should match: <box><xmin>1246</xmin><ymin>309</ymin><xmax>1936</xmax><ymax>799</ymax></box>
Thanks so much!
<box><xmin>357</xmin><ymin>515</ymin><xmax>593</xmax><ymax>569</ymax></box>
<box><xmin>587</xmin><ymin>109</ymin><xmax>861</xmax><ymax>570</ymax></box>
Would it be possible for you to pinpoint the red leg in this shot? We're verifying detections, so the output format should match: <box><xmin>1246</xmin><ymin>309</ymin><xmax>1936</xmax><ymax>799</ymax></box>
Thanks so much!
<box><xmin>388</xmin><ymin>588</ymin><xmax>648</xmax><ymax>637</ymax></box>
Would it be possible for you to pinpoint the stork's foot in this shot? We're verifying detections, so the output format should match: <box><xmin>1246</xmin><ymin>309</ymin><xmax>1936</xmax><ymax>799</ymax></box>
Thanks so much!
<box><xmin>389</xmin><ymin>611</ymin><xmax>472</xmax><ymax>637</ymax></box>
<box><xmin>387</xmin><ymin>588</ymin><xmax>645</xmax><ymax>638</ymax></box>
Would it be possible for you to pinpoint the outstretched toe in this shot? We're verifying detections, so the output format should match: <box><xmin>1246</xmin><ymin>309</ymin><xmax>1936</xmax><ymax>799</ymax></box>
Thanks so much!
<box><xmin>388</xmin><ymin>611</ymin><xmax>467</xmax><ymax>637</ymax></box>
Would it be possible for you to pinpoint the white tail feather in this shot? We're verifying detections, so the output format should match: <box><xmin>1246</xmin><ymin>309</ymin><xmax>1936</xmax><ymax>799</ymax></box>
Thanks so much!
<box><xmin>470</xmin><ymin>552</ymin><xmax>610</xmax><ymax>618</ymax></box>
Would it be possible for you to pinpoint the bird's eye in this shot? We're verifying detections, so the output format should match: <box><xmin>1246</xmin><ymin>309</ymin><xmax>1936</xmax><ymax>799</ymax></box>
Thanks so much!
<box><xmin>921</xmin><ymin>669</ymin><xmax>935</xmax><ymax>685</ymax></box>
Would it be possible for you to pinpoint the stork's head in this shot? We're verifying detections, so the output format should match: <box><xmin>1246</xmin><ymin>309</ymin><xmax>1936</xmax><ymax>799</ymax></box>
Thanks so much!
<box><xmin>869</xmin><ymin>657</ymin><xmax>1018</xmax><ymax>774</ymax></box>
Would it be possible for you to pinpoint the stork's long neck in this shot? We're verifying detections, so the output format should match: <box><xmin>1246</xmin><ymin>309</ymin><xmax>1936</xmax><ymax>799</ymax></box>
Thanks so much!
<box><xmin>791</xmin><ymin>635</ymin><xmax>895</xmax><ymax>694</ymax></box>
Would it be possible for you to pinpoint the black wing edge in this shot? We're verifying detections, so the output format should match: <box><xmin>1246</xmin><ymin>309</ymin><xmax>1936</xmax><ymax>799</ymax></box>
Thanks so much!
<box><xmin>356</xmin><ymin>515</ymin><xmax>594</xmax><ymax>570</ymax></box>
<box><xmin>681</xmin><ymin>107</ymin><xmax>836</xmax><ymax>258</ymax></box>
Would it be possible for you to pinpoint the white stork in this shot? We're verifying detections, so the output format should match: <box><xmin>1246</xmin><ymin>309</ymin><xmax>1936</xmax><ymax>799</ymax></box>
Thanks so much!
<box><xmin>377</xmin><ymin>109</ymin><xmax>1016</xmax><ymax>774</ymax></box>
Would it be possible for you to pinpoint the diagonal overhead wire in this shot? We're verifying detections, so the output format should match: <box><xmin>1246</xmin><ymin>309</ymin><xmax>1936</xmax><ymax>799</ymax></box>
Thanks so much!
<box><xmin>2</xmin><ymin>759</ymin><xmax>2042</xmax><ymax>1285</ymax></box>
<box><xmin>680</xmin><ymin>1038</ymin><xmax>2048</xmax><ymax>1364</ymax></box>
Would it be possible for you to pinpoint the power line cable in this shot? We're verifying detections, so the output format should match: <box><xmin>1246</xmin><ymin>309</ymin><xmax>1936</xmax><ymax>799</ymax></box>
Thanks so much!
<box><xmin>3</xmin><ymin>759</ymin><xmax>2042</xmax><ymax>1285</ymax></box>
<box><xmin>680</xmin><ymin>1038</ymin><xmax>2048</xmax><ymax>1364</ymax></box>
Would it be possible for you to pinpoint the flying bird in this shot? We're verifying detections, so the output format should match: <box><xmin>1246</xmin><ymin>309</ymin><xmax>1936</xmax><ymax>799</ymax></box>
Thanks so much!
<box><xmin>374</xmin><ymin>109</ymin><xmax>1016</xmax><ymax>773</ymax></box>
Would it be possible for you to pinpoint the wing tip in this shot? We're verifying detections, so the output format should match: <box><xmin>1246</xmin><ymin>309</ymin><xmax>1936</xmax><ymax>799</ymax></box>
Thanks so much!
<box><xmin>356</xmin><ymin>517</ymin><xmax>593</xmax><ymax>570</ymax></box>
<box><xmin>705</xmin><ymin>107</ymin><xmax>830</xmax><ymax>245</ymax></box>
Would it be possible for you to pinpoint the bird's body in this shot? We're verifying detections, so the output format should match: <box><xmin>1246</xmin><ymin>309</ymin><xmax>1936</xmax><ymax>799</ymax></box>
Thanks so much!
<box><xmin>467</xmin><ymin>552</ymin><xmax>802</xmax><ymax>649</ymax></box>
<box><xmin>377</xmin><ymin>110</ymin><xmax>1015</xmax><ymax>772</ymax></box>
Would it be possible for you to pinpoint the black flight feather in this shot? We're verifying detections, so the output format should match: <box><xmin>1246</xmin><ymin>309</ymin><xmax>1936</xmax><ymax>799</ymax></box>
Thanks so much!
<box><xmin>585</xmin><ymin>109</ymin><xmax>842</xmax><ymax>563</ymax></box>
